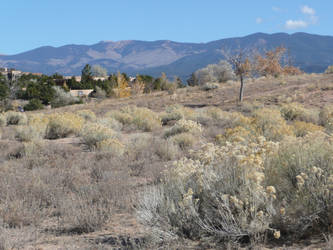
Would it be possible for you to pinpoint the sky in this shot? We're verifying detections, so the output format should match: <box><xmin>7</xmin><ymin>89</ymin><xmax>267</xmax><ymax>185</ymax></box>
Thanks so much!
<box><xmin>1</xmin><ymin>0</ymin><xmax>332</xmax><ymax>55</ymax></box>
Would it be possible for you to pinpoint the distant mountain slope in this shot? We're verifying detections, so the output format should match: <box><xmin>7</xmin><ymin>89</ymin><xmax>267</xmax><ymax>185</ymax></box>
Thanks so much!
<box><xmin>1</xmin><ymin>33</ymin><xmax>333</xmax><ymax>79</ymax></box>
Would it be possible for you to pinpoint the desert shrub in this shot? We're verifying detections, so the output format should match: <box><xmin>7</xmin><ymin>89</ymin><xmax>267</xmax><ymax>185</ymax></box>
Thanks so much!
<box><xmin>194</xmin><ymin>60</ymin><xmax>235</xmax><ymax>85</ymax></box>
<box><xmin>80</xmin><ymin>123</ymin><xmax>116</xmax><ymax>150</ymax></box>
<box><xmin>165</xmin><ymin>119</ymin><xmax>202</xmax><ymax>138</ymax></box>
<box><xmin>0</xmin><ymin>114</ymin><xmax>6</xmax><ymax>127</ymax></box>
<box><xmin>77</xmin><ymin>109</ymin><xmax>96</xmax><ymax>122</ymax></box>
<box><xmin>45</xmin><ymin>113</ymin><xmax>84</xmax><ymax>139</ymax></box>
<box><xmin>202</xmin><ymin>106</ymin><xmax>226</xmax><ymax>120</ymax></box>
<box><xmin>97</xmin><ymin>117</ymin><xmax>123</xmax><ymax>131</ymax></box>
<box><xmin>171</xmin><ymin>133</ymin><xmax>196</xmax><ymax>149</ymax></box>
<box><xmin>91</xmin><ymin>86</ymin><xmax>107</xmax><ymax>99</ymax></box>
<box><xmin>216</xmin><ymin>126</ymin><xmax>257</xmax><ymax>145</ymax></box>
<box><xmin>325</xmin><ymin>65</ymin><xmax>333</xmax><ymax>74</ymax></box>
<box><xmin>253</xmin><ymin>108</ymin><xmax>294</xmax><ymax>141</ymax></box>
<box><xmin>15</xmin><ymin>140</ymin><xmax>45</xmax><ymax>157</ymax></box>
<box><xmin>282</xmin><ymin>66</ymin><xmax>302</xmax><ymax>75</ymax></box>
<box><xmin>154</xmin><ymin>138</ymin><xmax>180</xmax><ymax>161</ymax></box>
<box><xmin>5</xmin><ymin>111</ymin><xmax>28</xmax><ymax>125</ymax></box>
<box><xmin>50</xmin><ymin>86</ymin><xmax>79</xmax><ymax>108</ymax></box>
<box><xmin>110</xmin><ymin>106</ymin><xmax>161</xmax><ymax>132</ymax></box>
<box><xmin>160</xmin><ymin>105</ymin><xmax>197</xmax><ymax>125</ymax></box>
<box><xmin>23</xmin><ymin>98</ymin><xmax>44</xmax><ymax>111</ymax></box>
<box><xmin>265</xmin><ymin>132</ymin><xmax>333</xmax><ymax>238</ymax></box>
<box><xmin>200</xmin><ymin>82</ymin><xmax>219</xmax><ymax>91</ymax></box>
<box><xmin>280</xmin><ymin>103</ymin><xmax>318</xmax><ymax>123</ymax></box>
<box><xmin>58</xmin><ymin>187</ymin><xmax>112</xmax><ymax>233</ymax></box>
<box><xmin>15</xmin><ymin>126</ymin><xmax>44</xmax><ymax>142</ymax></box>
<box><xmin>96</xmin><ymin>138</ymin><xmax>125</xmax><ymax>155</ymax></box>
<box><xmin>292</xmin><ymin>121</ymin><xmax>324</xmax><ymax>137</ymax></box>
<box><xmin>319</xmin><ymin>105</ymin><xmax>333</xmax><ymax>131</ymax></box>
<box><xmin>238</xmin><ymin>101</ymin><xmax>264</xmax><ymax>114</ymax></box>
<box><xmin>138</xmin><ymin>139</ymin><xmax>280</xmax><ymax>243</ymax></box>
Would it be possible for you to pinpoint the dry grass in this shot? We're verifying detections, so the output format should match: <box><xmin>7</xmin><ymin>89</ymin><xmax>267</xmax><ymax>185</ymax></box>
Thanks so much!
<box><xmin>0</xmin><ymin>73</ymin><xmax>333</xmax><ymax>249</ymax></box>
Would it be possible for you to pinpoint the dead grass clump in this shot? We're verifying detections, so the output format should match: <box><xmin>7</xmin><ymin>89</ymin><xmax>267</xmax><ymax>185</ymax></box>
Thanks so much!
<box><xmin>280</xmin><ymin>103</ymin><xmax>318</xmax><ymax>123</ymax></box>
<box><xmin>110</xmin><ymin>106</ymin><xmax>161</xmax><ymax>132</ymax></box>
<box><xmin>45</xmin><ymin>113</ymin><xmax>84</xmax><ymax>139</ymax></box>
<box><xmin>58</xmin><ymin>187</ymin><xmax>112</xmax><ymax>233</ymax></box>
<box><xmin>5</xmin><ymin>111</ymin><xmax>27</xmax><ymax>125</ymax></box>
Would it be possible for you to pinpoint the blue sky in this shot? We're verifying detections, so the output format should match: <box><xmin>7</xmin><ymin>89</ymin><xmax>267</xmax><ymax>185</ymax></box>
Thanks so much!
<box><xmin>1</xmin><ymin>0</ymin><xmax>331</xmax><ymax>55</ymax></box>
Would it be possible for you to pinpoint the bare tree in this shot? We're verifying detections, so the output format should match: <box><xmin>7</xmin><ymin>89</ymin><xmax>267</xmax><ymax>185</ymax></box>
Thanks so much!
<box><xmin>222</xmin><ymin>48</ymin><xmax>252</xmax><ymax>102</ymax></box>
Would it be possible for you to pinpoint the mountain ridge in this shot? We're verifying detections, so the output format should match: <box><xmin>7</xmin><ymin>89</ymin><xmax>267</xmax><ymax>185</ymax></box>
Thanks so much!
<box><xmin>1</xmin><ymin>32</ymin><xmax>333</xmax><ymax>79</ymax></box>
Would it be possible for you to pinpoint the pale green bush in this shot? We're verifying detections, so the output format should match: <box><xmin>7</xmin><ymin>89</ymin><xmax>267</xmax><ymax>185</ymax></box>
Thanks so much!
<box><xmin>165</xmin><ymin>119</ymin><xmax>202</xmax><ymax>138</ymax></box>
<box><xmin>51</xmin><ymin>86</ymin><xmax>79</xmax><ymax>108</ymax></box>
<box><xmin>280</xmin><ymin>103</ymin><xmax>318</xmax><ymax>123</ymax></box>
<box><xmin>160</xmin><ymin>105</ymin><xmax>198</xmax><ymax>125</ymax></box>
<box><xmin>15</xmin><ymin>125</ymin><xmax>45</xmax><ymax>141</ymax></box>
<box><xmin>325</xmin><ymin>65</ymin><xmax>333</xmax><ymax>74</ymax></box>
<box><xmin>319</xmin><ymin>105</ymin><xmax>333</xmax><ymax>131</ymax></box>
<box><xmin>5</xmin><ymin>111</ymin><xmax>28</xmax><ymax>125</ymax></box>
<box><xmin>200</xmin><ymin>82</ymin><xmax>219</xmax><ymax>91</ymax></box>
<box><xmin>97</xmin><ymin>117</ymin><xmax>123</xmax><ymax>131</ymax></box>
<box><xmin>0</xmin><ymin>114</ymin><xmax>6</xmax><ymax>127</ymax></box>
<box><xmin>171</xmin><ymin>133</ymin><xmax>196</xmax><ymax>149</ymax></box>
<box><xmin>253</xmin><ymin>108</ymin><xmax>294</xmax><ymax>141</ymax></box>
<box><xmin>265</xmin><ymin>132</ymin><xmax>333</xmax><ymax>237</ymax></box>
<box><xmin>80</xmin><ymin>123</ymin><xmax>116</xmax><ymax>150</ymax></box>
<box><xmin>110</xmin><ymin>106</ymin><xmax>161</xmax><ymax>132</ymax></box>
<box><xmin>45</xmin><ymin>113</ymin><xmax>84</xmax><ymax>139</ymax></box>
<box><xmin>77</xmin><ymin>109</ymin><xmax>96</xmax><ymax>122</ymax></box>
<box><xmin>96</xmin><ymin>138</ymin><xmax>125</xmax><ymax>156</ymax></box>
<box><xmin>154</xmin><ymin>138</ymin><xmax>180</xmax><ymax>161</ymax></box>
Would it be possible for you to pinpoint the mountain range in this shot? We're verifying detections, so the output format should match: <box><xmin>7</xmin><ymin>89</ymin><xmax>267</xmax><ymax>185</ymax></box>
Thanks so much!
<box><xmin>1</xmin><ymin>32</ymin><xmax>333</xmax><ymax>79</ymax></box>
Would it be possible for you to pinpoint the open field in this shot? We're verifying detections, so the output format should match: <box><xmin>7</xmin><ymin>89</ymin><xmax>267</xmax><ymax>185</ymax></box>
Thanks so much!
<box><xmin>0</xmin><ymin>73</ymin><xmax>333</xmax><ymax>249</ymax></box>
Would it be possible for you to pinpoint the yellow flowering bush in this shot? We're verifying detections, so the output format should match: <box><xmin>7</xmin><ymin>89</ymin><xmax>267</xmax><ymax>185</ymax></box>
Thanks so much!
<box><xmin>138</xmin><ymin>136</ymin><xmax>280</xmax><ymax>242</ymax></box>
<box><xmin>216</xmin><ymin>126</ymin><xmax>257</xmax><ymax>145</ymax></box>
<box><xmin>45</xmin><ymin>112</ymin><xmax>84</xmax><ymax>139</ymax></box>
<box><xmin>110</xmin><ymin>105</ymin><xmax>161</xmax><ymax>132</ymax></box>
<box><xmin>80</xmin><ymin>123</ymin><xmax>116</xmax><ymax>150</ymax></box>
